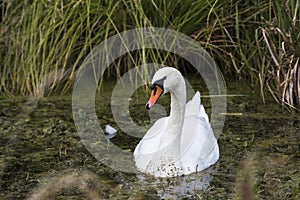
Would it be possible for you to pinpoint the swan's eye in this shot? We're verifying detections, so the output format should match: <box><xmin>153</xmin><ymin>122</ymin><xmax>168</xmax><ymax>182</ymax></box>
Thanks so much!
<box><xmin>150</xmin><ymin>84</ymin><xmax>155</xmax><ymax>90</ymax></box>
<box><xmin>151</xmin><ymin>76</ymin><xmax>167</xmax><ymax>91</ymax></box>
<box><xmin>153</xmin><ymin>85</ymin><xmax>157</xmax><ymax>95</ymax></box>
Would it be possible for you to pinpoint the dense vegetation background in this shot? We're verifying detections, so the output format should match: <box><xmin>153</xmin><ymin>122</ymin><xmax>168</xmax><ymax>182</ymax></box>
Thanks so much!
<box><xmin>0</xmin><ymin>0</ymin><xmax>299</xmax><ymax>110</ymax></box>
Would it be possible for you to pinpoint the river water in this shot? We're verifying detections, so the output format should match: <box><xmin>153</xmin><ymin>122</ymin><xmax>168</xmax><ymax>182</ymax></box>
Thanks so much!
<box><xmin>0</xmin><ymin>79</ymin><xmax>299</xmax><ymax>199</ymax></box>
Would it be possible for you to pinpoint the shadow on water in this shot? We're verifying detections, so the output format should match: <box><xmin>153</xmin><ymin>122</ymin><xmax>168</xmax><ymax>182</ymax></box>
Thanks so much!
<box><xmin>0</xmin><ymin>78</ymin><xmax>299</xmax><ymax>199</ymax></box>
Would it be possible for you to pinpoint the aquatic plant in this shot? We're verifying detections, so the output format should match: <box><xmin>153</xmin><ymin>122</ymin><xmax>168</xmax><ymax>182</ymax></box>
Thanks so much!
<box><xmin>0</xmin><ymin>0</ymin><xmax>115</xmax><ymax>96</ymax></box>
<box><xmin>260</xmin><ymin>0</ymin><xmax>300</xmax><ymax>111</ymax></box>
<box><xmin>0</xmin><ymin>0</ymin><xmax>299</xmax><ymax>110</ymax></box>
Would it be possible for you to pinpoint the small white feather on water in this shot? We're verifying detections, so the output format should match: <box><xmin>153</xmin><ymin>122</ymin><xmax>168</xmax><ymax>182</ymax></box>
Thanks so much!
<box><xmin>105</xmin><ymin>124</ymin><xmax>117</xmax><ymax>135</ymax></box>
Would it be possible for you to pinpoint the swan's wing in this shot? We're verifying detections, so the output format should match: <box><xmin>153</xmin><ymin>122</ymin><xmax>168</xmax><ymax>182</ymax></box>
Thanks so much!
<box><xmin>134</xmin><ymin>117</ymin><xmax>169</xmax><ymax>169</ymax></box>
<box><xmin>180</xmin><ymin>116</ymin><xmax>219</xmax><ymax>174</ymax></box>
<box><xmin>181</xmin><ymin>92</ymin><xmax>218</xmax><ymax>174</ymax></box>
<box><xmin>185</xmin><ymin>91</ymin><xmax>209</xmax><ymax>123</ymax></box>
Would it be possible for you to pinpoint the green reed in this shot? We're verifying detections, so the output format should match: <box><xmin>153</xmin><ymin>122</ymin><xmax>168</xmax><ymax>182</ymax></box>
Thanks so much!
<box><xmin>0</xmin><ymin>0</ymin><xmax>299</xmax><ymax>110</ymax></box>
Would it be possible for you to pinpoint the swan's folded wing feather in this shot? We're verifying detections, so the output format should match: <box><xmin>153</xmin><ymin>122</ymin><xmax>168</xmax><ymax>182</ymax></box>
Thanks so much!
<box><xmin>185</xmin><ymin>91</ymin><xmax>209</xmax><ymax>123</ymax></box>
<box><xmin>180</xmin><ymin>116</ymin><xmax>219</xmax><ymax>174</ymax></box>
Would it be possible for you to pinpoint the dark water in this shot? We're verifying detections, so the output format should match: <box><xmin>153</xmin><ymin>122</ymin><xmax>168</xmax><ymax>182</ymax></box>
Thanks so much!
<box><xmin>0</xmin><ymin>80</ymin><xmax>299</xmax><ymax>199</ymax></box>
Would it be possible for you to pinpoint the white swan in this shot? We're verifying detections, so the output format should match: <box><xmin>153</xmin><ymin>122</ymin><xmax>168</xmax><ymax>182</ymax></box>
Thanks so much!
<box><xmin>134</xmin><ymin>67</ymin><xmax>219</xmax><ymax>177</ymax></box>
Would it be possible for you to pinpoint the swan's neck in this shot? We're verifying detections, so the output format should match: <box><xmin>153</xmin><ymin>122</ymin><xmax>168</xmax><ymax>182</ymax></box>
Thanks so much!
<box><xmin>169</xmin><ymin>88</ymin><xmax>186</xmax><ymax>130</ymax></box>
<box><xmin>159</xmin><ymin>78</ymin><xmax>186</xmax><ymax>149</ymax></box>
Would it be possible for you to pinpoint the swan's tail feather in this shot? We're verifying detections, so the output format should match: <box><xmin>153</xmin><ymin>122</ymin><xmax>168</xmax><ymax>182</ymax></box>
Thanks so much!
<box><xmin>185</xmin><ymin>92</ymin><xmax>209</xmax><ymax>123</ymax></box>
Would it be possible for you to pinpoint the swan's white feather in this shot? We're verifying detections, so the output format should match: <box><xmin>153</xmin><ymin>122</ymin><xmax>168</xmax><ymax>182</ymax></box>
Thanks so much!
<box><xmin>105</xmin><ymin>124</ymin><xmax>117</xmax><ymax>134</ymax></box>
<box><xmin>134</xmin><ymin>91</ymin><xmax>219</xmax><ymax>177</ymax></box>
<box><xmin>134</xmin><ymin>66</ymin><xmax>218</xmax><ymax>177</ymax></box>
<box><xmin>185</xmin><ymin>91</ymin><xmax>209</xmax><ymax>123</ymax></box>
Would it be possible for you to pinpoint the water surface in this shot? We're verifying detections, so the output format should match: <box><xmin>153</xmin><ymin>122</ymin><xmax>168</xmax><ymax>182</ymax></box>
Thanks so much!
<box><xmin>0</xmin><ymin>79</ymin><xmax>299</xmax><ymax>199</ymax></box>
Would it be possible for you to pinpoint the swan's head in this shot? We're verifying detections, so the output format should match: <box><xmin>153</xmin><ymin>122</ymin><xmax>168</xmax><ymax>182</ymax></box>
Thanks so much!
<box><xmin>146</xmin><ymin>67</ymin><xmax>182</xmax><ymax>110</ymax></box>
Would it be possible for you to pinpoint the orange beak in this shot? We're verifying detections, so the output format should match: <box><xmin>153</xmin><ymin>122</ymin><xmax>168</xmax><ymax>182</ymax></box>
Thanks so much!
<box><xmin>145</xmin><ymin>85</ymin><xmax>164</xmax><ymax>110</ymax></box>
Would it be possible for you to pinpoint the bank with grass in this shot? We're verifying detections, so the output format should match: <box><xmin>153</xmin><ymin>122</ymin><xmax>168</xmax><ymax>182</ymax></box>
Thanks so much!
<box><xmin>0</xmin><ymin>0</ymin><xmax>299</xmax><ymax>110</ymax></box>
